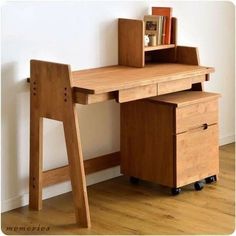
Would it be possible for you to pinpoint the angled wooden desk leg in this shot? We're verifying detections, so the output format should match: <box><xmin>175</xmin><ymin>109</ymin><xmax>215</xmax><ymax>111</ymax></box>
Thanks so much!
<box><xmin>29</xmin><ymin>60</ymin><xmax>91</xmax><ymax>227</ymax></box>
<box><xmin>63</xmin><ymin>105</ymin><xmax>91</xmax><ymax>227</ymax></box>
<box><xmin>29</xmin><ymin>111</ymin><xmax>43</xmax><ymax>210</ymax></box>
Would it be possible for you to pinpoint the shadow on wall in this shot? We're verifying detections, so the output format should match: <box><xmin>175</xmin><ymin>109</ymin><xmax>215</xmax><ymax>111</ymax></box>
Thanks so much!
<box><xmin>1</xmin><ymin>62</ymin><xmax>30</xmax><ymax>206</ymax></box>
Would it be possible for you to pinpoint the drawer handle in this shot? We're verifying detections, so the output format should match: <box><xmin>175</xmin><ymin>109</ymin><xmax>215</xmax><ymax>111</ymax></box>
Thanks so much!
<box><xmin>203</xmin><ymin>123</ymin><xmax>208</xmax><ymax>130</ymax></box>
<box><xmin>188</xmin><ymin>123</ymin><xmax>209</xmax><ymax>133</ymax></box>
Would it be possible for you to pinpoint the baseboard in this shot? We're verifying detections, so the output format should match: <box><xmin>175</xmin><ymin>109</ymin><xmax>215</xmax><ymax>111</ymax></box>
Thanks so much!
<box><xmin>220</xmin><ymin>134</ymin><xmax>235</xmax><ymax>146</ymax></box>
<box><xmin>2</xmin><ymin>135</ymin><xmax>235</xmax><ymax>213</ymax></box>
<box><xmin>1</xmin><ymin>182</ymin><xmax>72</xmax><ymax>213</ymax></box>
<box><xmin>1</xmin><ymin>166</ymin><xmax>121</xmax><ymax>213</ymax></box>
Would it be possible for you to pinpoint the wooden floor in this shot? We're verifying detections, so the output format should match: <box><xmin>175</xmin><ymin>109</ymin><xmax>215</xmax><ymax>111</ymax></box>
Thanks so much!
<box><xmin>2</xmin><ymin>143</ymin><xmax>235</xmax><ymax>235</ymax></box>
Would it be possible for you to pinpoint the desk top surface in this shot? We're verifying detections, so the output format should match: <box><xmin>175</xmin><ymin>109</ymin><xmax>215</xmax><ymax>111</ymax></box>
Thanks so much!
<box><xmin>71</xmin><ymin>63</ymin><xmax>214</xmax><ymax>94</ymax></box>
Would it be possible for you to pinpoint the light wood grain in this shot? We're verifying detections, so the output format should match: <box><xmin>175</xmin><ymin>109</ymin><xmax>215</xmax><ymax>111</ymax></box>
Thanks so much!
<box><xmin>150</xmin><ymin>91</ymin><xmax>220</xmax><ymax>107</ymax></box>
<box><xmin>72</xmin><ymin>63</ymin><xmax>214</xmax><ymax>94</ymax></box>
<box><xmin>42</xmin><ymin>152</ymin><xmax>120</xmax><ymax>187</ymax></box>
<box><xmin>61</xmin><ymin>83</ymin><xmax>91</xmax><ymax>228</ymax></box>
<box><xmin>119</xmin><ymin>84</ymin><xmax>157</xmax><ymax>103</ymax></box>
<box><xmin>28</xmin><ymin>62</ymin><xmax>214</xmax><ymax>104</ymax></box>
<box><xmin>74</xmin><ymin>91</ymin><xmax>116</xmax><ymax>104</ymax></box>
<box><xmin>121</xmin><ymin>91</ymin><xmax>219</xmax><ymax>189</ymax></box>
<box><xmin>84</xmin><ymin>152</ymin><xmax>120</xmax><ymax>175</ymax></box>
<box><xmin>121</xmin><ymin>100</ymin><xmax>175</xmax><ymax>187</ymax></box>
<box><xmin>2</xmin><ymin>144</ymin><xmax>234</xmax><ymax>235</ymax></box>
<box><xmin>176</xmin><ymin>99</ymin><xmax>219</xmax><ymax>133</ymax></box>
<box><xmin>176</xmin><ymin>46</ymin><xmax>200</xmax><ymax>65</ymax></box>
<box><xmin>144</xmin><ymin>44</ymin><xmax>175</xmax><ymax>52</ymax></box>
<box><xmin>30</xmin><ymin>60</ymin><xmax>90</xmax><ymax>227</ymax></box>
<box><xmin>157</xmin><ymin>77</ymin><xmax>191</xmax><ymax>95</ymax></box>
<box><xmin>43</xmin><ymin>165</ymin><xmax>70</xmax><ymax>188</ymax></box>
<box><xmin>176</xmin><ymin>125</ymin><xmax>219</xmax><ymax>187</ymax></box>
<box><xmin>118</xmin><ymin>18</ymin><xmax>144</xmax><ymax>67</ymax></box>
<box><xmin>118</xmin><ymin>18</ymin><xmax>177</xmax><ymax>67</ymax></box>
<box><xmin>175</xmin><ymin>45</ymin><xmax>204</xmax><ymax>91</ymax></box>
<box><xmin>157</xmin><ymin>75</ymin><xmax>206</xmax><ymax>95</ymax></box>
<box><xmin>29</xmin><ymin>114</ymin><xmax>43</xmax><ymax>210</ymax></box>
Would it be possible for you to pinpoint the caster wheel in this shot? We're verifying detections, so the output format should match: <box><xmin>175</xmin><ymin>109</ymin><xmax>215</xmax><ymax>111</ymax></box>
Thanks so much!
<box><xmin>171</xmin><ymin>187</ymin><xmax>181</xmax><ymax>196</ymax></box>
<box><xmin>205</xmin><ymin>175</ymin><xmax>217</xmax><ymax>184</ymax></box>
<box><xmin>130</xmin><ymin>176</ymin><xmax>139</xmax><ymax>184</ymax></box>
<box><xmin>194</xmin><ymin>181</ymin><xmax>204</xmax><ymax>191</ymax></box>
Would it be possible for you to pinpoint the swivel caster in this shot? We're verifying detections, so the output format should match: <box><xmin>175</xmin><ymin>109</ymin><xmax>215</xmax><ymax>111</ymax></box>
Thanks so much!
<box><xmin>171</xmin><ymin>187</ymin><xmax>181</xmax><ymax>196</ymax></box>
<box><xmin>130</xmin><ymin>176</ymin><xmax>140</xmax><ymax>184</ymax></box>
<box><xmin>194</xmin><ymin>181</ymin><xmax>204</xmax><ymax>191</ymax></box>
<box><xmin>205</xmin><ymin>175</ymin><xmax>217</xmax><ymax>184</ymax></box>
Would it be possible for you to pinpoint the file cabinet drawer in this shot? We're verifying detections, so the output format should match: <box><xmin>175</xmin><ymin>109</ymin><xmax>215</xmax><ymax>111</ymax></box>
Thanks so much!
<box><xmin>176</xmin><ymin>100</ymin><xmax>218</xmax><ymax>133</ymax></box>
<box><xmin>176</xmin><ymin>124</ymin><xmax>219</xmax><ymax>187</ymax></box>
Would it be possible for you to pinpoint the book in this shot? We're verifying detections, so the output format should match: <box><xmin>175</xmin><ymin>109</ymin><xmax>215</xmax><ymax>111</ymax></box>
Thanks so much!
<box><xmin>162</xmin><ymin>16</ymin><xmax>167</xmax><ymax>44</ymax></box>
<box><xmin>157</xmin><ymin>16</ymin><xmax>163</xmax><ymax>45</ymax></box>
<box><xmin>152</xmin><ymin>7</ymin><xmax>172</xmax><ymax>44</ymax></box>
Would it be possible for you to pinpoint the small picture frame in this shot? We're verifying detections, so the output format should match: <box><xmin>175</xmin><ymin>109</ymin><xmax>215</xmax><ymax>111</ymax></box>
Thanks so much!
<box><xmin>144</xmin><ymin>15</ymin><xmax>160</xmax><ymax>36</ymax></box>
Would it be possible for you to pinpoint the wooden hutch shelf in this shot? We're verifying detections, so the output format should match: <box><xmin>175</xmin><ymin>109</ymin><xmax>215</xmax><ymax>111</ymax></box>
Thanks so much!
<box><xmin>144</xmin><ymin>44</ymin><xmax>175</xmax><ymax>52</ymax></box>
<box><xmin>118</xmin><ymin>17</ymin><xmax>177</xmax><ymax>68</ymax></box>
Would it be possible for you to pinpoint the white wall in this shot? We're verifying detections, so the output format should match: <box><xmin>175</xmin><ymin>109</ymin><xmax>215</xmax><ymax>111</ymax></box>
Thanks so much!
<box><xmin>149</xmin><ymin>0</ymin><xmax>235</xmax><ymax>144</ymax></box>
<box><xmin>1</xmin><ymin>1</ymin><xmax>235</xmax><ymax>212</ymax></box>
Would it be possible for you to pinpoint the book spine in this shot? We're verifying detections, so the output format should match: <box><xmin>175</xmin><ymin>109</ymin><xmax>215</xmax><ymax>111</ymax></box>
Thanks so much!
<box><xmin>162</xmin><ymin>16</ymin><xmax>166</xmax><ymax>44</ymax></box>
<box><xmin>151</xmin><ymin>7</ymin><xmax>173</xmax><ymax>44</ymax></box>
<box><xmin>165</xmin><ymin>16</ymin><xmax>172</xmax><ymax>44</ymax></box>
<box><xmin>158</xmin><ymin>16</ymin><xmax>162</xmax><ymax>45</ymax></box>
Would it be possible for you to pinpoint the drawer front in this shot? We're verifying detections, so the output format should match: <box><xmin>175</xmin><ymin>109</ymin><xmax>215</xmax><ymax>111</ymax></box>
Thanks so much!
<box><xmin>176</xmin><ymin>124</ymin><xmax>219</xmax><ymax>187</ymax></box>
<box><xmin>74</xmin><ymin>91</ymin><xmax>116</xmax><ymax>104</ymax></box>
<box><xmin>157</xmin><ymin>75</ymin><xmax>205</xmax><ymax>95</ymax></box>
<box><xmin>176</xmin><ymin>99</ymin><xmax>218</xmax><ymax>133</ymax></box>
<box><xmin>118</xmin><ymin>84</ymin><xmax>157</xmax><ymax>103</ymax></box>
<box><xmin>157</xmin><ymin>78</ymin><xmax>191</xmax><ymax>95</ymax></box>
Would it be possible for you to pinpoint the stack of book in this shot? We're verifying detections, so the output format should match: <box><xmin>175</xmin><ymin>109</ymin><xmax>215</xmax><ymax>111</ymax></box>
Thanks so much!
<box><xmin>144</xmin><ymin>7</ymin><xmax>172</xmax><ymax>46</ymax></box>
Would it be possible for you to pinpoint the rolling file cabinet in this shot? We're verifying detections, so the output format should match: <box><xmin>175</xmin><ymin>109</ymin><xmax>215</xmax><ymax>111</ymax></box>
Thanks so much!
<box><xmin>120</xmin><ymin>91</ymin><xmax>220</xmax><ymax>194</ymax></box>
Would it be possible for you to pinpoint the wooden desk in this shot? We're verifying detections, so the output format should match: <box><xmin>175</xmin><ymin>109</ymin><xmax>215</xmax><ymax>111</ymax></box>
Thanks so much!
<box><xmin>72</xmin><ymin>63</ymin><xmax>213</xmax><ymax>104</ymax></box>
<box><xmin>29</xmin><ymin>59</ymin><xmax>214</xmax><ymax>228</ymax></box>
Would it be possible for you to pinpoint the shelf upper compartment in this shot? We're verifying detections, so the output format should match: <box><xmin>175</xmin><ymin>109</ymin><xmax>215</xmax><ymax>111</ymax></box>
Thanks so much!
<box><xmin>118</xmin><ymin>17</ymin><xmax>177</xmax><ymax>68</ymax></box>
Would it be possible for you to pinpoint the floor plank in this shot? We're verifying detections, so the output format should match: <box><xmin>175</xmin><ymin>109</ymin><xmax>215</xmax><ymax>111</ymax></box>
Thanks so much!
<box><xmin>1</xmin><ymin>143</ymin><xmax>235</xmax><ymax>235</ymax></box>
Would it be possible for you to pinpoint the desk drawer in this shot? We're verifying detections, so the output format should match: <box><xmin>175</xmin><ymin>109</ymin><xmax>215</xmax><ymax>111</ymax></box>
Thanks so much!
<box><xmin>118</xmin><ymin>84</ymin><xmax>157</xmax><ymax>103</ymax></box>
<box><xmin>176</xmin><ymin>124</ymin><xmax>219</xmax><ymax>187</ymax></box>
<box><xmin>176</xmin><ymin>99</ymin><xmax>218</xmax><ymax>133</ymax></box>
<box><xmin>157</xmin><ymin>75</ymin><xmax>205</xmax><ymax>95</ymax></box>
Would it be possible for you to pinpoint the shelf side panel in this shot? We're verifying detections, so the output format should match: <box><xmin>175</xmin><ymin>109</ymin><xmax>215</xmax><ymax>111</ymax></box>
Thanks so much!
<box><xmin>118</xmin><ymin>18</ymin><xmax>144</xmax><ymax>68</ymax></box>
<box><xmin>176</xmin><ymin>46</ymin><xmax>200</xmax><ymax>65</ymax></box>
<box><xmin>171</xmin><ymin>17</ymin><xmax>177</xmax><ymax>45</ymax></box>
<box><xmin>176</xmin><ymin>46</ymin><xmax>203</xmax><ymax>91</ymax></box>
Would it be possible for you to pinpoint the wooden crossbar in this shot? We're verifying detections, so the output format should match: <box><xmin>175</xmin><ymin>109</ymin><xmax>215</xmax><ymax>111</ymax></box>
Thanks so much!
<box><xmin>43</xmin><ymin>152</ymin><xmax>120</xmax><ymax>187</ymax></box>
